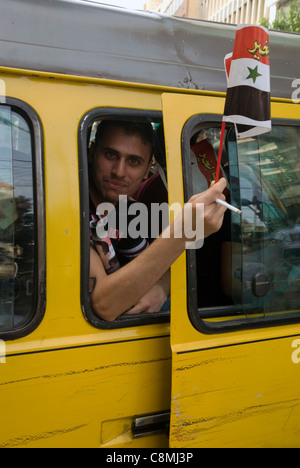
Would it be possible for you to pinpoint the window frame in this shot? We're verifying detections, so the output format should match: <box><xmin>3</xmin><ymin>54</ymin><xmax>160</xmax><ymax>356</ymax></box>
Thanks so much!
<box><xmin>78</xmin><ymin>107</ymin><xmax>170</xmax><ymax>330</ymax></box>
<box><xmin>182</xmin><ymin>113</ymin><xmax>300</xmax><ymax>334</ymax></box>
<box><xmin>0</xmin><ymin>97</ymin><xmax>46</xmax><ymax>341</ymax></box>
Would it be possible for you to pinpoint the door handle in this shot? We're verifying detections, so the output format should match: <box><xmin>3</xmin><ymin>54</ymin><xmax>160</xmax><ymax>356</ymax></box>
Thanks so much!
<box><xmin>252</xmin><ymin>273</ymin><xmax>270</xmax><ymax>297</ymax></box>
<box><xmin>132</xmin><ymin>411</ymin><xmax>170</xmax><ymax>439</ymax></box>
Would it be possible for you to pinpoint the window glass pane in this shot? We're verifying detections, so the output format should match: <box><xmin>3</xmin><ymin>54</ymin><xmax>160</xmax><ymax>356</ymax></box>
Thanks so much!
<box><xmin>80</xmin><ymin>112</ymin><xmax>170</xmax><ymax>329</ymax></box>
<box><xmin>185</xmin><ymin>119</ymin><xmax>300</xmax><ymax>332</ymax></box>
<box><xmin>0</xmin><ymin>107</ymin><xmax>36</xmax><ymax>332</ymax></box>
<box><xmin>0</xmin><ymin>107</ymin><xmax>14</xmax><ymax>329</ymax></box>
<box><xmin>189</xmin><ymin>125</ymin><xmax>233</xmax><ymax>311</ymax></box>
<box><xmin>236</xmin><ymin>125</ymin><xmax>300</xmax><ymax>318</ymax></box>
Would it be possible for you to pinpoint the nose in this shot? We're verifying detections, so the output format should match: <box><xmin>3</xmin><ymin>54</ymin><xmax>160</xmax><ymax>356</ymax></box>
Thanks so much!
<box><xmin>112</xmin><ymin>158</ymin><xmax>126</xmax><ymax>178</ymax></box>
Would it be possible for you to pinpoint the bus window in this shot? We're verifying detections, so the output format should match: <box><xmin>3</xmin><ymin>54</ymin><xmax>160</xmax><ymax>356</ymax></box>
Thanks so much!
<box><xmin>0</xmin><ymin>104</ymin><xmax>44</xmax><ymax>338</ymax></box>
<box><xmin>79</xmin><ymin>109</ymin><xmax>170</xmax><ymax>329</ymax></box>
<box><xmin>183</xmin><ymin>117</ymin><xmax>300</xmax><ymax>332</ymax></box>
<box><xmin>235</xmin><ymin>125</ymin><xmax>300</xmax><ymax>318</ymax></box>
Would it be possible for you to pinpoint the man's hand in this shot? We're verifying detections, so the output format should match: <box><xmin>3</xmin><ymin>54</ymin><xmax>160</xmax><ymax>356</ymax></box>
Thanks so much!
<box><xmin>124</xmin><ymin>269</ymin><xmax>170</xmax><ymax>316</ymax></box>
<box><xmin>168</xmin><ymin>178</ymin><xmax>228</xmax><ymax>246</ymax></box>
<box><xmin>124</xmin><ymin>283</ymin><xmax>168</xmax><ymax>315</ymax></box>
<box><xmin>197</xmin><ymin>178</ymin><xmax>228</xmax><ymax>238</ymax></box>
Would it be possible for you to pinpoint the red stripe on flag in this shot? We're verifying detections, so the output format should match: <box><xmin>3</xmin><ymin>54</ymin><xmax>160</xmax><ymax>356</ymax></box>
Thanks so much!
<box><xmin>225</xmin><ymin>53</ymin><xmax>233</xmax><ymax>80</ymax></box>
<box><xmin>232</xmin><ymin>26</ymin><xmax>270</xmax><ymax>66</ymax></box>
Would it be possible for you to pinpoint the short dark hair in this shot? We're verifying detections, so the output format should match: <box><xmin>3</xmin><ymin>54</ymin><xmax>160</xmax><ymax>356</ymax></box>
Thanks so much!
<box><xmin>94</xmin><ymin>120</ymin><xmax>155</xmax><ymax>159</ymax></box>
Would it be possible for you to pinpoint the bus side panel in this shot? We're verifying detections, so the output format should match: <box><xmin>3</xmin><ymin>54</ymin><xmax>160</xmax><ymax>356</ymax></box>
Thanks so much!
<box><xmin>162</xmin><ymin>93</ymin><xmax>300</xmax><ymax>449</ymax></box>
<box><xmin>0</xmin><ymin>338</ymin><xmax>171</xmax><ymax>448</ymax></box>
<box><xmin>0</xmin><ymin>73</ymin><xmax>170</xmax><ymax>448</ymax></box>
<box><xmin>171</xmin><ymin>337</ymin><xmax>300</xmax><ymax>448</ymax></box>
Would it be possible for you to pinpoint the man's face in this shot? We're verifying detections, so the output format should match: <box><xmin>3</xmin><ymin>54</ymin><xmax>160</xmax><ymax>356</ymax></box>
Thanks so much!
<box><xmin>91</xmin><ymin>124</ymin><xmax>153</xmax><ymax>205</ymax></box>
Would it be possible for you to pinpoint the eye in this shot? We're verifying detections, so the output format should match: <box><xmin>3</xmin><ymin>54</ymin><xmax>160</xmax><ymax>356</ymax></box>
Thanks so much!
<box><xmin>129</xmin><ymin>157</ymin><xmax>142</xmax><ymax>166</ymax></box>
<box><xmin>105</xmin><ymin>150</ymin><xmax>118</xmax><ymax>160</ymax></box>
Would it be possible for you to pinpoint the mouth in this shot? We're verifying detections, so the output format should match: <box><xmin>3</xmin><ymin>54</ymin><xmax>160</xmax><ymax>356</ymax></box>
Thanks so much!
<box><xmin>104</xmin><ymin>179</ymin><xmax>129</xmax><ymax>191</ymax></box>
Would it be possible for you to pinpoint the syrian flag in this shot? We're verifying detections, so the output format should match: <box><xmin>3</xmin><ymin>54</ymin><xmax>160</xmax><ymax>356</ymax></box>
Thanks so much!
<box><xmin>223</xmin><ymin>25</ymin><xmax>272</xmax><ymax>139</ymax></box>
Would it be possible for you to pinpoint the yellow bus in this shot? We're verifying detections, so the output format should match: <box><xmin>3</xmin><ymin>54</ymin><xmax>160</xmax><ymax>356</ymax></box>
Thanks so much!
<box><xmin>0</xmin><ymin>0</ymin><xmax>299</xmax><ymax>448</ymax></box>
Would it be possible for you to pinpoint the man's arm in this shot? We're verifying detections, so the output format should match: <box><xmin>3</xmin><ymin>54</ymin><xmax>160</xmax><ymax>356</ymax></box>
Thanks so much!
<box><xmin>90</xmin><ymin>232</ymin><xmax>182</xmax><ymax>322</ymax></box>
<box><xmin>124</xmin><ymin>269</ymin><xmax>170</xmax><ymax>316</ymax></box>
<box><xmin>90</xmin><ymin>179</ymin><xmax>227</xmax><ymax>322</ymax></box>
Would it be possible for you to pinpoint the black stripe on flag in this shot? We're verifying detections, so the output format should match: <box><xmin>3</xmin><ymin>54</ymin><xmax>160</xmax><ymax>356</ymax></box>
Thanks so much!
<box><xmin>224</xmin><ymin>86</ymin><xmax>271</xmax><ymax>122</ymax></box>
<box><xmin>235</xmin><ymin>124</ymin><xmax>257</xmax><ymax>135</ymax></box>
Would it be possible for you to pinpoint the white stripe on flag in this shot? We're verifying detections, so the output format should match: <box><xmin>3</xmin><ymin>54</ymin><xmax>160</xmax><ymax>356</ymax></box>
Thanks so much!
<box><xmin>225</xmin><ymin>53</ymin><xmax>233</xmax><ymax>84</ymax></box>
<box><xmin>223</xmin><ymin>115</ymin><xmax>272</xmax><ymax>128</ymax></box>
<box><xmin>223</xmin><ymin>114</ymin><xmax>272</xmax><ymax>139</ymax></box>
<box><xmin>227</xmin><ymin>58</ymin><xmax>270</xmax><ymax>93</ymax></box>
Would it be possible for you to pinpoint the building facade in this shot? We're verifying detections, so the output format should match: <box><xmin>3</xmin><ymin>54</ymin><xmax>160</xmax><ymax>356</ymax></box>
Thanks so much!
<box><xmin>158</xmin><ymin>0</ymin><xmax>202</xmax><ymax>17</ymax></box>
<box><xmin>203</xmin><ymin>0</ymin><xmax>269</xmax><ymax>24</ymax></box>
<box><xmin>152</xmin><ymin>0</ymin><xmax>294</xmax><ymax>24</ymax></box>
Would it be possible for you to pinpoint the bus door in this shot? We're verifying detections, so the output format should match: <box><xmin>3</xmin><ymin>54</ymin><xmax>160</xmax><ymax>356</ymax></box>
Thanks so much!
<box><xmin>162</xmin><ymin>93</ymin><xmax>300</xmax><ymax>448</ymax></box>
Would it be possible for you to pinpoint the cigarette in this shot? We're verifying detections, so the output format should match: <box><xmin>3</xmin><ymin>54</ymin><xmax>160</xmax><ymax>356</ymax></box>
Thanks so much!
<box><xmin>216</xmin><ymin>198</ymin><xmax>242</xmax><ymax>215</ymax></box>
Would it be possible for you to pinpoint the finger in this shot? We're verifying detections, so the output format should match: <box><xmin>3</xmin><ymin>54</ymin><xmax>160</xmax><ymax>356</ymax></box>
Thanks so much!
<box><xmin>195</xmin><ymin>178</ymin><xmax>227</xmax><ymax>205</ymax></box>
<box><xmin>211</xmin><ymin>178</ymin><xmax>227</xmax><ymax>193</ymax></box>
<box><xmin>217</xmin><ymin>193</ymin><xmax>226</xmax><ymax>202</ymax></box>
<box><xmin>124</xmin><ymin>302</ymin><xmax>146</xmax><ymax>316</ymax></box>
<box><xmin>205</xmin><ymin>201</ymin><xmax>227</xmax><ymax>221</ymax></box>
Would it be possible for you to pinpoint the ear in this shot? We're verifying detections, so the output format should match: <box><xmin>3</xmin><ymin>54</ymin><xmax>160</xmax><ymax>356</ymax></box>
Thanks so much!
<box><xmin>144</xmin><ymin>156</ymin><xmax>155</xmax><ymax>180</ymax></box>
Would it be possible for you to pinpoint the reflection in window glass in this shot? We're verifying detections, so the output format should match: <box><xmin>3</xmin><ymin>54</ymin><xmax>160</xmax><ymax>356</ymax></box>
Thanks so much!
<box><xmin>235</xmin><ymin>126</ymin><xmax>300</xmax><ymax>318</ymax></box>
<box><xmin>187</xmin><ymin>121</ymin><xmax>300</xmax><ymax>331</ymax></box>
<box><xmin>0</xmin><ymin>107</ymin><xmax>36</xmax><ymax>332</ymax></box>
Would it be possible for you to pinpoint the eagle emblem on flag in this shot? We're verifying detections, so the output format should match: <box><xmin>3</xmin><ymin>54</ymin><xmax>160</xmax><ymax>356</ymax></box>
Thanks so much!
<box><xmin>248</xmin><ymin>40</ymin><xmax>270</xmax><ymax>61</ymax></box>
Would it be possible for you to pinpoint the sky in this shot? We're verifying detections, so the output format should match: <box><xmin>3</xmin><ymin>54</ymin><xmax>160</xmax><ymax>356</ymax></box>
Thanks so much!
<box><xmin>88</xmin><ymin>0</ymin><xmax>146</xmax><ymax>10</ymax></box>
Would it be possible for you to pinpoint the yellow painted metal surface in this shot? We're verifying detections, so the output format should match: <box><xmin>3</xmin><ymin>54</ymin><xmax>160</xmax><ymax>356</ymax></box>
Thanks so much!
<box><xmin>162</xmin><ymin>93</ymin><xmax>300</xmax><ymax>448</ymax></box>
<box><xmin>0</xmin><ymin>69</ymin><xmax>171</xmax><ymax>448</ymax></box>
<box><xmin>0</xmin><ymin>67</ymin><xmax>300</xmax><ymax>448</ymax></box>
<box><xmin>171</xmin><ymin>338</ymin><xmax>300</xmax><ymax>448</ymax></box>
<box><xmin>1</xmin><ymin>336</ymin><xmax>171</xmax><ymax>448</ymax></box>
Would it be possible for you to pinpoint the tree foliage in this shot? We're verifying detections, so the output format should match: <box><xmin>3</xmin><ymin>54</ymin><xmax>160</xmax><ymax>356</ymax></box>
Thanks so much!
<box><xmin>261</xmin><ymin>0</ymin><xmax>300</xmax><ymax>33</ymax></box>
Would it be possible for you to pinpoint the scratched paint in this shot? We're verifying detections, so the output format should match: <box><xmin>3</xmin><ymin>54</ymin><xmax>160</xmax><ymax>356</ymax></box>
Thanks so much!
<box><xmin>170</xmin><ymin>338</ymin><xmax>300</xmax><ymax>448</ymax></box>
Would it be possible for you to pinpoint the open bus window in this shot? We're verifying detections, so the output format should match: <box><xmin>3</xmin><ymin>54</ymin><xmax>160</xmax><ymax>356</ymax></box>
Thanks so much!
<box><xmin>183</xmin><ymin>117</ymin><xmax>300</xmax><ymax>332</ymax></box>
<box><xmin>79</xmin><ymin>110</ymin><xmax>170</xmax><ymax>329</ymax></box>
<box><xmin>0</xmin><ymin>105</ymin><xmax>40</xmax><ymax>337</ymax></box>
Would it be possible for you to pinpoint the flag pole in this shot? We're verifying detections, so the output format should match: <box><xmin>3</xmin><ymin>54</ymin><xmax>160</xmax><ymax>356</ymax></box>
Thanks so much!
<box><xmin>215</xmin><ymin>120</ymin><xmax>226</xmax><ymax>183</ymax></box>
<box><xmin>214</xmin><ymin>119</ymin><xmax>242</xmax><ymax>215</ymax></box>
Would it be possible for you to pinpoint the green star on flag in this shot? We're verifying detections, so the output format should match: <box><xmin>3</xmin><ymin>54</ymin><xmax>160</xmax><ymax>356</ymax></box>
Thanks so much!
<box><xmin>246</xmin><ymin>65</ymin><xmax>262</xmax><ymax>84</ymax></box>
